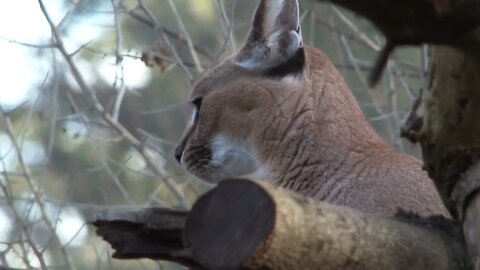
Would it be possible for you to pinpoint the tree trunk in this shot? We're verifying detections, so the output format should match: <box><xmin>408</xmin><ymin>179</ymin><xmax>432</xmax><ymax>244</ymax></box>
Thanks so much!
<box><xmin>417</xmin><ymin>46</ymin><xmax>480</xmax><ymax>268</ymax></box>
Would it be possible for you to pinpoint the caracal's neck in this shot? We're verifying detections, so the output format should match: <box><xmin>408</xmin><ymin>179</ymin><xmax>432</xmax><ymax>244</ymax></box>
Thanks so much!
<box><xmin>255</xmin><ymin>46</ymin><xmax>392</xmax><ymax>195</ymax></box>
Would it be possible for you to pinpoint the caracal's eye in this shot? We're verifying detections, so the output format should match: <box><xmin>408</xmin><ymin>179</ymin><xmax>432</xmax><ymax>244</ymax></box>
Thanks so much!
<box><xmin>191</xmin><ymin>96</ymin><xmax>203</xmax><ymax>108</ymax></box>
<box><xmin>191</xmin><ymin>96</ymin><xmax>203</xmax><ymax>122</ymax></box>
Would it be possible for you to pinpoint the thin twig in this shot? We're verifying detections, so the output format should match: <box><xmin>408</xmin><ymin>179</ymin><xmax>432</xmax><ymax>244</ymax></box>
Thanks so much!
<box><xmin>215</xmin><ymin>0</ymin><xmax>237</xmax><ymax>53</ymax></box>
<box><xmin>339</xmin><ymin>35</ymin><xmax>384</xmax><ymax>115</ymax></box>
<box><xmin>137</xmin><ymin>0</ymin><xmax>194</xmax><ymax>82</ymax></box>
<box><xmin>93</xmin><ymin>142</ymin><xmax>136</xmax><ymax>204</ymax></box>
<box><xmin>0</xmin><ymin>107</ymin><xmax>57</xmax><ymax>270</ymax></box>
<box><xmin>331</xmin><ymin>6</ymin><xmax>381</xmax><ymax>51</ymax></box>
<box><xmin>0</xmin><ymin>175</ymin><xmax>31</xmax><ymax>269</ymax></box>
<box><xmin>166</xmin><ymin>0</ymin><xmax>203</xmax><ymax>73</ymax></box>
<box><xmin>0</xmin><ymin>37</ymin><xmax>56</xmax><ymax>48</ymax></box>
<box><xmin>38</xmin><ymin>0</ymin><xmax>189</xmax><ymax>208</ymax></box>
<box><xmin>127</xmin><ymin>8</ymin><xmax>215</xmax><ymax>61</ymax></box>
<box><xmin>386</xmin><ymin>62</ymin><xmax>403</xmax><ymax>151</ymax></box>
<box><xmin>111</xmin><ymin>0</ymin><xmax>127</xmax><ymax>120</ymax></box>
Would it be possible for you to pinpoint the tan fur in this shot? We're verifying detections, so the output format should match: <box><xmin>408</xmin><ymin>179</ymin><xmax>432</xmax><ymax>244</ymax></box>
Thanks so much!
<box><xmin>176</xmin><ymin>0</ymin><xmax>449</xmax><ymax>217</ymax></box>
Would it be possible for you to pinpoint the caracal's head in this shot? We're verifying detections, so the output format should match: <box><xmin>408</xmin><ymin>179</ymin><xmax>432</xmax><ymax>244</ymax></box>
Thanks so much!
<box><xmin>175</xmin><ymin>0</ymin><xmax>308</xmax><ymax>183</ymax></box>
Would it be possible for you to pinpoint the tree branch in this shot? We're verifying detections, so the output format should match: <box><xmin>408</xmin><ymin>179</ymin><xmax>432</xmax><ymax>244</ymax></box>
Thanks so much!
<box><xmin>401</xmin><ymin>46</ymin><xmax>480</xmax><ymax>267</ymax></box>
<box><xmin>37</xmin><ymin>0</ymin><xmax>189</xmax><ymax>208</ymax></box>
<box><xmin>317</xmin><ymin>0</ymin><xmax>480</xmax><ymax>46</ymax></box>
<box><xmin>314</xmin><ymin>0</ymin><xmax>480</xmax><ymax>85</ymax></box>
<box><xmin>92</xmin><ymin>179</ymin><xmax>467</xmax><ymax>270</ymax></box>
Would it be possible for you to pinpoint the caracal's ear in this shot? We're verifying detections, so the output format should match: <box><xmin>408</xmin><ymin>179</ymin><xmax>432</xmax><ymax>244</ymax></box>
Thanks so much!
<box><xmin>235</xmin><ymin>0</ymin><xmax>304</xmax><ymax>75</ymax></box>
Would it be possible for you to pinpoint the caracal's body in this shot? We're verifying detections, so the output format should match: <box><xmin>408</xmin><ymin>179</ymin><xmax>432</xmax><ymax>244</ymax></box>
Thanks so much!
<box><xmin>175</xmin><ymin>0</ymin><xmax>449</xmax><ymax>217</ymax></box>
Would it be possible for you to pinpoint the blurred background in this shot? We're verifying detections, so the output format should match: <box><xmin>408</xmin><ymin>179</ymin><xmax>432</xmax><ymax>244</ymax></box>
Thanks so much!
<box><xmin>0</xmin><ymin>0</ymin><xmax>427</xmax><ymax>269</ymax></box>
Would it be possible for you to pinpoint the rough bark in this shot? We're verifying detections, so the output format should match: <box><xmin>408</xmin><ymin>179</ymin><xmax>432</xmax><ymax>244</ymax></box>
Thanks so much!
<box><xmin>92</xmin><ymin>179</ymin><xmax>467</xmax><ymax>270</ymax></box>
<box><xmin>90</xmin><ymin>208</ymin><xmax>201</xmax><ymax>267</ymax></box>
<box><xmin>419</xmin><ymin>47</ymin><xmax>480</xmax><ymax>212</ymax></box>
<box><xmin>405</xmin><ymin>47</ymin><xmax>480</xmax><ymax>268</ymax></box>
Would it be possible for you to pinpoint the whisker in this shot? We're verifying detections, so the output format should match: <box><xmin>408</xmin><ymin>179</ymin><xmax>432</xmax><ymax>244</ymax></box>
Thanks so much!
<box><xmin>209</xmin><ymin>140</ymin><xmax>259</xmax><ymax>164</ymax></box>
<box><xmin>208</xmin><ymin>159</ymin><xmax>235</xmax><ymax>178</ymax></box>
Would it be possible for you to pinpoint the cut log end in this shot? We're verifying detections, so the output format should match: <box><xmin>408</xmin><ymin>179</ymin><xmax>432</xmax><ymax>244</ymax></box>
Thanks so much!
<box><xmin>186</xmin><ymin>178</ymin><xmax>276</xmax><ymax>269</ymax></box>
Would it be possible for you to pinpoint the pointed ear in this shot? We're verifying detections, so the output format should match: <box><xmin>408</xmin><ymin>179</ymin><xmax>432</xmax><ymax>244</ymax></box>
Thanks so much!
<box><xmin>235</xmin><ymin>0</ymin><xmax>304</xmax><ymax>74</ymax></box>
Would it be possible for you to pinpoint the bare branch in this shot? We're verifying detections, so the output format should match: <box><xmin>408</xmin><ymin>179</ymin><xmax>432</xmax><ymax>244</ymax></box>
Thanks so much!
<box><xmin>0</xmin><ymin>105</ymin><xmax>72</xmax><ymax>270</ymax></box>
<box><xmin>137</xmin><ymin>0</ymin><xmax>194</xmax><ymax>82</ymax></box>
<box><xmin>166</xmin><ymin>0</ymin><xmax>203</xmax><ymax>73</ymax></box>
<box><xmin>110</xmin><ymin>0</ymin><xmax>127</xmax><ymax>121</ymax></box>
<box><xmin>0</xmin><ymin>36</ymin><xmax>56</xmax><ymax>48</ymax></box>
<box><xmin>37</xmin><ymin>0</ymin><xmax>189</xmax><ymax>208</ymax></box>
<box><xmin>126</xmin><ymin>8</ymin><xmax>215</xmax><ymax>61</ymax></box>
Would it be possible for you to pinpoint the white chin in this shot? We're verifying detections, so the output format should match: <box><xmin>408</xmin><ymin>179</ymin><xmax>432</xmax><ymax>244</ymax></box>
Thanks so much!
<box><xmin>195</xmin><ymin>170</ymin><xmax>233</xmax><ymax>184</ymax></box>
<box><xmin>203</xmin><ymin>134</ymin><xmax>261</xmax><ymax>182</ymax></box>
<box><xmin>189</xmin><ymin>158</ymin><xmax>258</xmax><ymax>184</ymax></box>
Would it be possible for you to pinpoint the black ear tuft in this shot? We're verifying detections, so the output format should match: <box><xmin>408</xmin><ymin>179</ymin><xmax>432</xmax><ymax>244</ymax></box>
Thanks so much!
<box><xmin>264</xmin><ymin>48</ymin><xmax>305</xmax><ymax>78</ymax></box>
